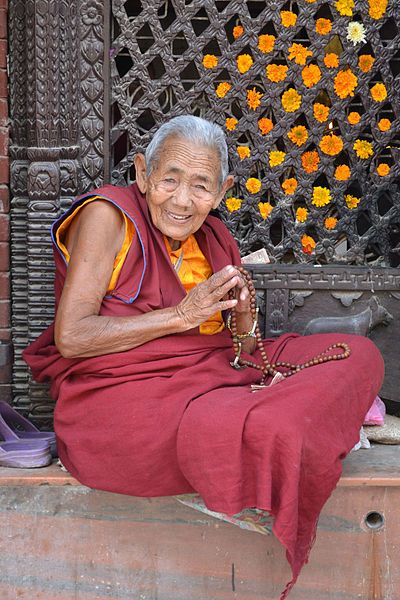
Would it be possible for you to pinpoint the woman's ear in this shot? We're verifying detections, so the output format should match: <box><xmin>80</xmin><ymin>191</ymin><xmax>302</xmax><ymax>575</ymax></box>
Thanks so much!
<box><xmin>213</xmin><ymin>174</ymin><xmax>235</xmax><ymax>209</ymax></box>
<box><xmin>134</xmin><ymin>153</ymin><xmax>148</xmax><ymax>193</ymax></box>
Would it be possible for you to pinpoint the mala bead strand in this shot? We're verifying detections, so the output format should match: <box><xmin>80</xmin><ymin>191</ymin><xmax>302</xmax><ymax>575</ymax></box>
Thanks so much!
<box><xmin>228</xmin><ymin>266</ymin><xmax>351</xmax><ymax>385</ymax></box>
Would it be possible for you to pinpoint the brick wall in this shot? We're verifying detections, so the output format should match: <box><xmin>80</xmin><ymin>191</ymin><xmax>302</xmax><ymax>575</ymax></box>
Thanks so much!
<box><xmin>0</xmin><ymin>0</ymin><xmax>10</xmax><ymax>402</ymax></box>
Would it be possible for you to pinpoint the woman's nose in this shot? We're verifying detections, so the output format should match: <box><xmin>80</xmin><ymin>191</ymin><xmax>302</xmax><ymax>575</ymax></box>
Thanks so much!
<box><xmin>172</xmin><ymin>182</ymin><xmax>192</xmax><ymax>207</ymax></box>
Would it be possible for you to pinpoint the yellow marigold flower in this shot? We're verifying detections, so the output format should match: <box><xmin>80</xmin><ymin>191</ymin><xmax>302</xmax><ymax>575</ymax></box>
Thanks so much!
<box><xmin>301</xmin><ymin>150</ymin><xmax>320</xmax><ymax>173</ymax></box>
<box><xmin>266</xmin><ymin>64</ymin><xmax>288</xmax><ymax>83</ymax></box>
<box><xmin>215</xmin><ymin>82</ymin><xmax>232</xmax><ymax>98</ymax></box>
<box><xmin>345</xmin><ymin>194</ymin><xmax>360</xmax><ymax>209</ymax></box>
<box><xmin>282</xmin><ymin>88</ymin><xmax>302</xmax><ymax>112</ymax></box>
<box><xmin>358</xmin><ymin>54</ymin><xmax>375</xmax><ymax>73</ymax></box>
<box><xmin>335</xmin><ymin>0</ymin><xmax>354</xmax><ymax>16</ymax></box>
<box><xmin>237</xmin><ymin>54</ymin><xmax>253</xmax><ymax>74</ymax></box>
<box><xmin>202</xmin><ymin>54</ymin><xmax>218</xmax><ymax>69</ymax></box>
<box><xmin>368</xmin><ymin>0</ymin><xmax>388</xmax><ymax>20</ymax></box>
<box><xmin>288</xmin><ymin>43</ymin><xmax>313</xmax><ymax>65</ymax></box>
<box><xmin>304</xmin><ymin>0</ymin><xmax>317</xmax><ymax>3</ymax></box>
<box><xmin>269</xmin><ymin>151</ymin><xmax>286</xmax><ymax>167</ymax></box>
<box><xmin>319</xmin><ymin>134</ymin><xmax>344</xmax><ymax>156</ymax></box>
<box><xmin>370</xmin><ymin>83</ymin><xmax>387</xmax><ymax>102</ymax></box>
<box><xmin>226</xmin><ymin>197</ymin><xmax>242</xmax><ymax>212</ymax></box>
<box><xmin>347</xmin><ymin>21</ymin><xmax>367</xmax><ymax>45</ymax></box>
<box><xmin>324</xmin><ymin>53</ymin><xmax>339</xmax><ymax>68</ymax></box>
<box><xmin>348</xmin><ymin>111</ymin><xmax>361</xmax><ymax>125</ymax></box>
<box><xmin>288</xmin><ymin>125</ymin><xmax>308</xmax><ymax>146</ymax></box>
<box><xmin>334</xmin><ymin>69</ymin><xmax>358</xmax><ymax>99</ymax></box>
<box><xmin>225</xmin><ymin>117</ymin><xmax>238</xmax><ymax>131</ymax></box>
<box><xmin>377</xmin><ymin>163</ymin><xmax>390</xmax><ymax>176</ymax></box>
<box><xmin>316</xmin><ymin>18</ymin><xmax>332</xmax><ymax>35</ymax></box>
<box><xmin>282</xmin><ymin>178</ymin><xmax>298</xmax><ymax>195</ymax></box>
<box><xmin>281</xmin><ymin>11</ymin><xmax>297</xmax><ymax>27</ymax></box>
<box><xmin>245</xmin><ymin>177</ymin><xmax>262</xmax><ymax>194</ymax></box>
<box><xmin>378</xmin><ymin>118</ymin><xmax>391</xmax><ymax>132</ymax></box>
<box><xmin>301</xmin><ymin>234</ymin><xmax>316</xmax><ymax>254</ymax></box>
<box><xmin>296</xmin><ymin>207</ymin><xmax>309</xmax><ymax>222</ymax></box>
<box><xmin>258</xmin><ymin>117</ymin><xmax>274</xmax><ymax>135</ymax></box>
<box><xmin>233</xmin><ymin>25</ymin><xmax>244</xmax><ymax>39</ymax></box>
<box><xmin>258</xmin><ymin>202</ymin><xmax>273</xmax><ymax>219</ymax></box>
<box><xmin>325</xmin><ymin>217</ymin><xmax>338</xmax><ymax>230</ymax></box>
<box><xmin>247</xmin><ymin>87</ymin><xmax>263</xmax><ymax>110</ymax></box>
<box><xmin>313</xmin><ymin>103</ymin><xmax>330</xmax><ymax>122</ymax></box>
<box><xmin>302</xmin><ymin>64</ymin><xmax>321</xmax><ymax>88</ymax></box>
<box><xmin>237</xmin><ymin>146</ymin><xmax>250</xmax><ymax>160</ymax></box>
<box><xmin>334</xmin><ymin>165</ymin><xmax>351</xmax><ymax>180</ymax></box>
<box><xmin>312</xmin><ymin>186</ymin><xmax>332</xmax><ymax>207</ymax></box>
<box><xmin>354</xmin><ymin>139</ymin><xmax>373</xmax><ymax>159</ymax></box>
<box><xmin>258</xmin><ymin>34</ymin><xmax>276</xmax><ymax>53</ymax></box>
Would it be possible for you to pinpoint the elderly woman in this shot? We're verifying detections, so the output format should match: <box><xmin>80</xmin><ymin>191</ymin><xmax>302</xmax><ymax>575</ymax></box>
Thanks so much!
<box><xmin>24</xmin><ymin>116</ymin><xmax>383</xmax><ymax>598</ymax></box>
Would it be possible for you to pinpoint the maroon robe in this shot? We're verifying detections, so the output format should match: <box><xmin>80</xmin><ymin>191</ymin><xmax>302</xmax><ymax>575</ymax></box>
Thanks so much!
<box><xmin>23</xmin><ymin>183</ymin><xmax>384</xmax><ymax>599</ymax></box>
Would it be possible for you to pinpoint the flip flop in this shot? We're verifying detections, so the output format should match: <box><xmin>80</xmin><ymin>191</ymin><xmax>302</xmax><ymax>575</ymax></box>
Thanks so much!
<box><xmin>0</xmin><ymin>439</ymin><xmax>52</xmax><ymax>469</ymax></box>
<box><xmin>0</xmin><ymin>401</ymin><xmax>57</xmax><ymax>458</ymax></box>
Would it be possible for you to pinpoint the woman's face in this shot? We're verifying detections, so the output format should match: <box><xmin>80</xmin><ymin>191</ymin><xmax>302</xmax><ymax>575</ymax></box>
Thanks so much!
<box><xmin>135</xmin><ymin>137</ymin><xmax>233</xmax><ymax>243</ymax></box>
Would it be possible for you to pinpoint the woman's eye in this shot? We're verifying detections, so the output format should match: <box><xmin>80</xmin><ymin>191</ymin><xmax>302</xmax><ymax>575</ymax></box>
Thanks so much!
<box><xmin>195</xmin><ymin>184</ymin><xmax>207</xmax><ymax>191</ymax></box>
<box><xmin>164</xmin><ymin>178</ymin><xmax>176</xmax><ymax>184</ymax></box>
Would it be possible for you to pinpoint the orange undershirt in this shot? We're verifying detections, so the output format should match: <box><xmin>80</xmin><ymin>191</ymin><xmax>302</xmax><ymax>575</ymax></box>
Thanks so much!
<box><xmin>55</xmin><ymin>197</ymin><xmax>224</xmax><ymax>335</ymax></box>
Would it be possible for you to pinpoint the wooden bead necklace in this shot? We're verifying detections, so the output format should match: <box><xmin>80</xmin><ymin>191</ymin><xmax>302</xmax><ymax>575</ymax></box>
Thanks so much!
<box><xmin>228</xmin><ymin>266</ymin><xmax>351</xmax><ymax>386</ymax></box>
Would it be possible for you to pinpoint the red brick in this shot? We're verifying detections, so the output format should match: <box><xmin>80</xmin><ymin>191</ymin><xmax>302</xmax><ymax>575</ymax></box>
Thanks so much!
<box><xmin>0</xmin><ymin>299</ymin><xmax>9</xmax><ymax>328</ymax></box>
<box><xmin>0</xmin><ymin>69</ymin><xmax>7</xmax><ymax>97</ymax></box>
<box><xmin>0</xmin><ymin>10</ymin><xmax>6</xmax><ymax>39</ymax></box>
<box><xmin>0</xmin><ymin>158</ymin><xmax>8</xmax><ymax>183</ymax></box>
<box><xmin>0</xmin><ymin>1</ymin><xmax>8</xmax><ymax>10</ymax></box>
<box><xmin>0</xmin><ymin>241</ymin><xmax>8</xmax><ymax>270</ymax></box>
<box><xmin>0</xmin><ymin>128</ymin><xmax>7</xmax><ymax>155</ymax></box>
<box><xmin>0</xmin><ymin>272</ymin><xmax>9</xmax><ymax>299</ymax></box>
<box><xmin>0</xmin><ymin>212</ymin><xmax>8</xmax><ymax>240</ymax></box>
<box><xmin>0</xmin><ymin>184</ymin><xmax>8</xmax><ymax>212</ymax></box>
<box><xmin>0</xmin><ymin>41</ymin><xmax>6</xmax><ymax>68</ymax></box>
<box><xmin>0</xmin><ymin>98</ymin><xmax>7</xmax><ymax>123</ymax></box>
<box><xmin>0</xmin><ymin>328</ymin><xmax>10</xmax><ymax>342</ymax></box>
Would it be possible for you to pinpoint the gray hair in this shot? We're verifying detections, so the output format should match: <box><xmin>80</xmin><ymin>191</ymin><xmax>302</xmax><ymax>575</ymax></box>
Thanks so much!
<box><xmin>145</xmin><ymin>115</ymin><xmax>229</xmax><ymax>187</ymax></box>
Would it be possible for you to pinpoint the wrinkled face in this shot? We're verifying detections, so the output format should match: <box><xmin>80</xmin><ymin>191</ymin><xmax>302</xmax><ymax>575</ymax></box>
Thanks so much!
<box><xmin>135</xmin><ymin>137</ymin><xmax>233</xmax><ymax>243</ymax></box>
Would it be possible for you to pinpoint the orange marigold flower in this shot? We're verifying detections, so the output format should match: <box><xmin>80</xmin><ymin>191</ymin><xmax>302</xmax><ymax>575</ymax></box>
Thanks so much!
<box><xmin>282</xmin><ymin>178</ymin><xmax>298</xmax><ymax>195</ymax></box>
<box><xmin>226</xmin><ymin>197</ymin><xmax>242</xmax><ymax>212</ymax></box>
<box><xmin>368</xmin><ymin>0</ymin><xmax>388</xmax><ymax>20</ymax></box>
<box><xmin>334</xmin><ymin>69</ymin><xmax>358</xmax><ymax>99</ymax></box>
<box><xmin>281</xmin><ymin>10</ymin><xmax>297</xmax><ymax>27</ymax></box>
<box><xmin>266</xmin><ymin>64</ymin><xmax>288</xmax><ymax>83</ymax></box>
<box><xmin>237</xmin><ymin>54</ymin><xmax>253</xmax><ymax>74</ymax></box>
<box><xmin>225</xmin><ymin>117</ymin><xmax>238</xmax><ymax>131</ymax></box>
<box><xmin>296</xmin><ymin>207</ymin><xmax>309</xmax><ymax>222</ymax></box>
<box><xmin>246</xmin><ymin>177</ymin><xmax>262</xmax><ymax>194</ymax></box>
<box><xmin>312</xmin><ymin>186</ymin><xmax>332</xmax><ymax>207</ymax></box>
<box><xmin>215</xmin><ymin>82</ymin><xmax>232</xmax><ymax>98</ymax></box>
<box><xmin>353</xmin><ymin>139</ymin><xmax>373</xmax><ymax>159</ymax></box>
<box><xmin>288</xmin><ymin>43</ymin><xmax>313</xmax><ymax>65</ymax></box>
<box><xmin>258</xmin><ymin>201</ymin><xmax>273</xmax><ymax>219</ymax></box>
<box><xmin>202</xmin><ymin>54</ymin><xmax>218</xmax><ymax>69</ymax></box>
<box><xmin>247</xmin><ymin>87</ymin><xmax>263</xmax><ymax>110</ymax></box>
<box><xmin>319</xmin><ymin>134</ymin><xmax>344</xmax><ymax>156</ymax></box>
<box><xmin>301</xmin><ymin>150</ymin><xmax>320</xmax><ymax>173</ymax></box>
<box><xmin>282</xmin><ymin>88</ymin><xmax>302</xmax><ymax>112</ymax></box>
<box><xmin>334</xmin><ymin>165</ymin><xmax>351</xmax><ymax>180</ymax></box>
<box><xmin>269</xmin><ymin>151</ymin><xmax>286</xmax><ymax>167</ymax></box>
<box><xmin>324</xmin><ymin>53</ymin><xmax>339</xmax><ymax>68</ymax></box>
<box><xmin>358</xmin><ymin>54</ymin><xmax>375</xmax><ymax>73</ymax></box>
<box><xmin>370</xmin><ymin>83</ymin><xmax>387</xmax><ymax>102</ymax></box>
<box><xmin>304</xmin><ymin>0</ymin><xmax>317</xmax><ymax>3</ymax></box>
<box><xmin>301</xmin><ymin>234</ymin><xmax>316</xmax><ymax>254</ymax></box>
<box><xmin>302</xmin><ymin>64</ymin><xmax>322</xmax><ymax>88</ymax></box>
<box><xmin>378</xmin><ymin>118</ymin><xmax>391</xmax><ymax>132</ymax></box>
<box><xmin>288</xmin><ymin>125</ymin><xmax>308</xmax><ymax>146</ymax></box>
<box><xmin>313</xmin><ymin>103</ymin><xmax>330</xmax><ymax>122</ymax></box>
<box><xmin>325</xmin><ymin>217</ymin><xmax>338</xmax><ymax>230</ymax></box>
<box><xmin>377</xmin><ymin>163</ymin><xmax>390</xmax><ymax>176</ymax></box>
<box><xmin>258</xmin><ymin>34</ymin><xmax>276</xmax><ymax>53</ymax></box>
<box><xmin>236</xmin><ymin>146</ymin><xmax>250</xmax><ymax>160</ymax></box>
<box><xmin>316</xmin><ymin>18</ymin><xmax>332</xmax><ymax>35</ymax></box>
<box><xmin>233</xmin><ymin>25</ymin><xmax>244</xmax><ymax>39</ymax></box>
<box><xmin>258</xmin><ymin>118</ymin><xmax>274</xmax><ymax>136</ymax></box>
<box><xmin>345</xmin><ymin>194</ymin><xmax>360</xmax><ymax>209</ymax></box>
<box><xmin>348</xmin><ymin>111</ymin><xmax>361</xmax><ymax>125</ymax></box>
<box><xmin>335</xmin><ymin>0</ymin><xmax>354</xmax><ymax>16</ymax></box>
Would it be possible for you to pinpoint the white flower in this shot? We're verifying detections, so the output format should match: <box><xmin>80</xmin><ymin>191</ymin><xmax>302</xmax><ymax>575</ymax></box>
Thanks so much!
<box><xmin>346</xmin><ymin>21</ymin><xmax>367</xmax><ymax>45</ymax></box>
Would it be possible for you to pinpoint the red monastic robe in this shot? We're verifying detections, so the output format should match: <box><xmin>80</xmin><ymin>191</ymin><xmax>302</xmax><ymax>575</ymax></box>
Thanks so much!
<box><xmin>23</xmin><ymin>183</ymin><xmax>384</xmax><ymax>598</ymax></box>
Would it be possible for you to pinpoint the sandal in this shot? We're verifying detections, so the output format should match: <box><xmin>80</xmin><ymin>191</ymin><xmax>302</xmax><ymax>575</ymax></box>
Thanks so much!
<box><xmin>0</xmin><ymin>439</ymin><xmax>52</xmax><ymax>468</ymax></box>
<box><xmin>0</xmin><ymin>401</ymin><xmax>57</xmax><ymax>458</ymax></box>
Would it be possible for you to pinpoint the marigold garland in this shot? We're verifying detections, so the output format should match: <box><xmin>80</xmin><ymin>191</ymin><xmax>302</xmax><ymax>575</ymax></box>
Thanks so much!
<box><xmin>377</xmin><ymin>163</ymin><xmax>390</xmax><ymax>176</ymax></box>
<box><xmin>215</xmin><ymin>82</ymin><xmax>232</xmax><ymax>98</ymax></box>
<box><xmin>226</xmin><ymin>197</ymin><xmax>242</xmax><ymax>212</ymax></box>
<box><xmin>296</xmin><ymin>207</ymin><xmax>309</xmax><ymax>222</ymax></box>
<box><xmin>245</xmin><ymin>177</ymin><xmax>262</xmax><ymax>194</ymax></box>
<box><xmin>316</xmin><ymin>18</ymin><xmax>332</xmax><ymax>35</ymax></box>
<box><xmin>225</xmin><ymin>117</ymin><xmax>238</xmax><ymax>131</ymax></box>
<box><xmin>345</xmin><ymin>194</ymin><xmax>360</xmax><ymax>209</ymax></box>
<box><xmin>288</xmin><ymin>43</ymin><xmax>312</xmax><ymax>65</ymax></box>
<box><xmin>358</xmin><ymin>54</ymin><xmax>375</xmax><ymax>73</ymax></box>
<box><xmin>325</xmin><ymin>217</ymin><xmax>338</xmax><ymax>230</ymax></box>
<box><xmin>258</xmin><ymin>202</ymin><xmax>273</xmax><ymax>219</ymax></box>
<box><xmin>348</xmin><ymin>111</ymin><xmax>361</xmax><ymax>125</ymax></box>
<box><xmin>237</xmin><ymin>54</ymin><xmax>253</xmax><ymax>74</ymax></box>
<box><xmin>334</xmin><ymin>69</ymin><xmax>358</xmax><ymax>99</ymax></box>
<box><xmin>202</xmin><ymin>54</ymin><xmax>218</xmax><ymax>69</ymax></box>
<box><xmin>313</xmin><ymin>103</ymin><xmax>330</xmax><ymax>122</ymax></box>
<box><xmin>301</xmin><ymin>234</ymin><xmax>316</xmax><ymax>254</ymax></box>
<box><xmin>288</xmin><ymin>125</ymin><xmax>308</xmax><ymax>146</ymax></box>
<box><xmin>378</xmin><ymin>118</ymin><xmax>391</xmax><ymax>132</ymax></box>
<box><xmin>247</xmin><ymin>88</ymin><xmax>263</xmax><ymax>110</ymax></box>
<box><xmin>281</xmin><ymin>11</ymin><xmax>297</xmax><ymax>27</ymax></box>
<box><xmin>282</xmin><ymin>88</ymin><xmax>302</xmax><ymax>112</ymax></box>
<box><xmin>266</xmin><ymin>64</ymin><xmax>288</xmax><ymax>83</ymax></box>
<box><xmin>258</xmin><ymin>117</ymin><xmax>274</xmax><ymax>135</ymax></box>
<box><xmin>301</xmin><ymin>150</ymin><xmax>320</xmax><ymax>173</ymax></box>
<box><xmin>354</xmin><ymin>139</ymin><xmax>373</xmax><ymax>159</ymax></box>
<box><xmin>258</xmin><ymin>34</ymin><xmax>276</xmax><ymax>53</ymax></box>
<box><xmin>334</xmin><ymin>165</ymin><xmax>351</xmax><ymax>180</ymax></box>
<box><xmin>236</xmin><ymin>146</ymin><xmax>250</xmax><ymax>160</ymax></box>
<box><xmin>233</xmin><ymin>25</ymin><xmax>244</xmax><ymax>39</ymax></box>
<box><xmin>335</xmin><ymin>0</ymin><xmax>354</xmax><ymax>16</ymax></box>
<box><xmin>282</xmin><ymin>178</ymin><xmax>298</xmax><ymax>195</ymax></box>
<box><xmin>319</xmin><ymin>134</ymin><xmax>344</xmax><ymax>156</ymax></box>
<box><xmin>312</xmin><ymin>186</ymin><xmax>332</xmax><ymax>207</ymax></box>
<box><xmin>302</xmin><ymin>64</ymin><xmax>321</xmax><ymax>88</ymax></box>
<box><xmin>269</xmin><ymin>151</ymin><xmax>286</xmax><ymax>167</ymax></box>
<box><xmin>324</xmin><ymin>53</ymin><xmax>339</xmax><ymax>68</ymax></box>
<box><xmin>347</xmin><ymin>21</ymin><xmax>367</xmax><ymax>45</ymax></box>
<box><xmin>370</xmin><ymin>83</ymin><xmax>387</xmax><ymax>102</ymax></box>
<box><xmin>368</xmin><ymin>0</ymin><xmax>388</xmax><ymax>20</ymax></box>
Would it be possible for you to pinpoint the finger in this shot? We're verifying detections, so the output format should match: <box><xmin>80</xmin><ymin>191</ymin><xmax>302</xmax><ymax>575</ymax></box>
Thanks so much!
<box><xmin>207</xmin><ymin>265</ymin><xmax>238</xmax><ymax>289</ymax></box>
<box><xmin>209</xmin><ymin>276</ymin><xmax>240</xmax><ymax>301</ymax></box>
<box><xmin>215</xmin><ymin>298</ymin><xmax>238</xmax><ymax>311</ymax></box>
